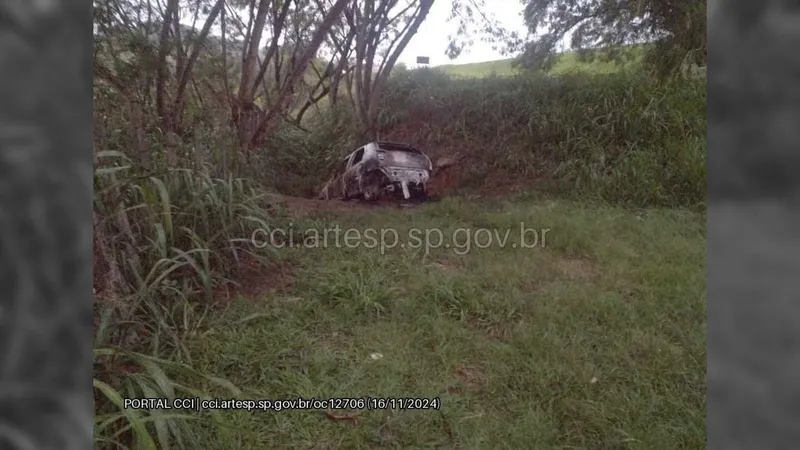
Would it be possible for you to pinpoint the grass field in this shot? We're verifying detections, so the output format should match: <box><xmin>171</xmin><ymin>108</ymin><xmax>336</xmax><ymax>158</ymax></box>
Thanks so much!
<box><xmin>435</xmin><ymin>47</ymin><xmax>646</xmax><ymax>78</ymax></box>
<box><xmin>92</xmin><ymin>30</ymin><xmax>706</xmax><ymax>449</ymax></box>
<box><xmin>184</xmin><ymin>196</ymin><xmax>706</xmax><ymax>449</ymax></box>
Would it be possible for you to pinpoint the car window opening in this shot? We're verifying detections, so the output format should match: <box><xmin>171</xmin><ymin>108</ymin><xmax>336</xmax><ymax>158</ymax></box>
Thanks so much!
<box><xmin>381</xmin><ymin>150</ymin><xmax>430</xmax><ymax>170</ymax></box>
<box><xmin>351</xmin><ymin>148</ymin><xmax>365</xmax><ymax>164</ymax></box>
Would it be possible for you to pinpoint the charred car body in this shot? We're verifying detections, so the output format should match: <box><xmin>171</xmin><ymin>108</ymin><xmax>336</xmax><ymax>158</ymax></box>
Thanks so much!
<box><xmin>320</xmin><ymin>142</ymin><xmax>433</xmax><ymax>201</ymax></box>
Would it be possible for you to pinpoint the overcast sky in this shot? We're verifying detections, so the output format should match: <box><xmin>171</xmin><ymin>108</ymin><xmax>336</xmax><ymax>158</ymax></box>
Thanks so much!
<box><xmin>399</xmin><ymin>0</ymin><xmax>529</xmax><ymax>67</ymax></box>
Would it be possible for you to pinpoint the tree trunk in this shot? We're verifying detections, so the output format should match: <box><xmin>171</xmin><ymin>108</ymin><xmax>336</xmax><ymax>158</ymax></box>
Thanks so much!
<box><xmin>126</xmin><ymin>98</ymin><xmax>149</xmax><ymax>168</ymax></box>
<box><xmin>247</xmin><ymin>0</ymin><xmax>350</xmax><ymax>149</ymax></box>
<box><xmin>369</xmin><ymin>0</ymin><xmax>434</xmax><ymax>132</ymax></box>
<box><xmin>155</xmin><ymin>0</ymin><xmax>179</xmax><ymax>133</ymax></box>
<box><xmin>172</xmin><ymin>0</ymin><xmax>225</xmax><ymax>124</ymax></box>
<box><xmin>353</xmin><ymin>0</ymin><xmax>435</xmax><ymax>141</ymax></box>
<box><xmin>295</xmin><ymin>84</ymin><xmax>331</xmax><ymax>124</ymax></box>
<box><xmin>234</xmin><ymin>0</ymin><xmax>271</xmax><ymax>148</ymax></box>
<box><xmin>329</xmin><ymin>32</ymin><xmax>355</xmax><ymax>106</ymax></box>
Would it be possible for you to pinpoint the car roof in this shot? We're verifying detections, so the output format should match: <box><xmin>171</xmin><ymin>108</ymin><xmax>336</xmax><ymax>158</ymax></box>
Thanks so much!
<box><xmin>342</xmin><ymin>142</ymin><xmax>428</xmax><ymax>162</ymax></box>
<box><xmin>374</xmin><ymin>141</ymin><xmax>425</xmax><ymax>155</ymax></box>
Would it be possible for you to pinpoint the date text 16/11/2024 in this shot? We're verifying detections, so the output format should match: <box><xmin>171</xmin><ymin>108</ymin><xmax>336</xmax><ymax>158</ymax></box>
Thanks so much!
<box><xmin>123</xmin><ymin>397</ymin><xmax>442</xmax><ymax>412</ymax></box>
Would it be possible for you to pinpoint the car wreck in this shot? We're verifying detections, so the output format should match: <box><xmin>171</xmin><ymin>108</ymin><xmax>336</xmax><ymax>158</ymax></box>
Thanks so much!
<box><xmin>319</xmin><ymin>142</ymin><xmax>433</xmax><ymax>202</ymax></box>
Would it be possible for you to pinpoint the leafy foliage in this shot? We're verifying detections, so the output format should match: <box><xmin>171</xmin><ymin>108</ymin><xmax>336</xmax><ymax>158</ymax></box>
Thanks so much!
<box><xmin>518</xmin><ymin>0</ymin><xmax>706</xmax><ymax>77</ymax></box>
<box><xmin>442</xmin><ymin>0</ymin><xmax>524</xmax><ymax>59</ymax></box>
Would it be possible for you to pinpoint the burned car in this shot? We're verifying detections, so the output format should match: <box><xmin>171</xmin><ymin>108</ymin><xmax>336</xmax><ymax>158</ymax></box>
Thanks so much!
<box><xmin>319</xmin><ymin>142</ymin><xmax>433</xmax><ymax>201</ymax></box>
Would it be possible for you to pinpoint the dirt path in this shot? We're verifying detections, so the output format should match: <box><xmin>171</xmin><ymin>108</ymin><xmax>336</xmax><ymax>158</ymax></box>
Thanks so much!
<box><xmin>269</xmin><ymin>193</ymin><xmax>428</xmax><ymax>216</ymax></box>
<box><xmin>221</xmin><ymin>193</ymin><xmax>427</xmax><ymax>301</ymax></box>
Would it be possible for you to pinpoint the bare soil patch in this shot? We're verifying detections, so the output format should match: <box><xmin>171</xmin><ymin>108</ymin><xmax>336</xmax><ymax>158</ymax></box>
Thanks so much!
<box><xmin>272</xmin><ymin>193</ymin><xmax>430</xmax><ymax>217</ymax></box>
<box><xmin>212</xmin><ymin>253</ymin><xmax>296</xmax><ymax>301</ymax></box>
<box><xmin>556</xmin><ymin>257</ymin><xmax>598</xmax><ymax>280</ymax></box>
<box><xmin>449</xmin><ymin>363</ymin><xmax>485</xmax><ymax>394</ymax></box>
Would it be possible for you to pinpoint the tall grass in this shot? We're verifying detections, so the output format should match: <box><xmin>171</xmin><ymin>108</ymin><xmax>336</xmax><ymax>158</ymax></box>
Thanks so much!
<box><xmin>92</xmin><ymin>150</ymin><xmax>285</xmax><ymax>449</ymax></box>
<box><xmin>375</xmin><ymin>68</ymin><xmax>706</xmax><ymax>207</ymax></box>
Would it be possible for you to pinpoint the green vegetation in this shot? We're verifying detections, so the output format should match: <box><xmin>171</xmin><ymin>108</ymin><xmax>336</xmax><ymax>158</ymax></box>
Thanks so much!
<box><xmin>93</xmin><ymin>67</ymin><xmax>707</xmax><ymax>449</ymax></box>
<box><xmin>261</xmin><ymin>57</ymin><xmax>706</xmax><ymax>209</ymax></box>
<box><xmin>187</xmin><ymin>198</ymin><xmax>706</xmax><ymax>448</ymax></box>
<box><xmin>376</xmin><ymin>67</ymin><xmax>706</xmax><ymax>208</ymax></box>
<box><xmin>436</xmin><ymin>46</ymin><xmax>646</xmax><ymax>78</ymax></box>
<box><xmin>516</xmin><ymin>0</ymin><xmax>705</xmax><ymax>78</ymax></box>
<box><xmin>92</xmin><ymin>1</ymin><xmax>707</xmax><ymax>448</ymax></box>
<box><xmin>436</xmin><ymin>58</ymin><xmax>523</xmax><ymax>78</ymax></box>
<box><xmin>93</xmin><ymin>154</ymin><xmax>283</xmax><ymax>449</ymax></box>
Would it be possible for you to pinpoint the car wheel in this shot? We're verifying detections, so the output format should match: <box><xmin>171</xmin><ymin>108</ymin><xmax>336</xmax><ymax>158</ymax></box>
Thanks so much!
<box><xmin>361</xmin><ymin>171</ymin><xmax>385</xmax><ymax>202</ymax></box>
<box><xmin>362</xmin><ymin>184</ymin><xmax>380</xmax><ymax>201</ymax></box>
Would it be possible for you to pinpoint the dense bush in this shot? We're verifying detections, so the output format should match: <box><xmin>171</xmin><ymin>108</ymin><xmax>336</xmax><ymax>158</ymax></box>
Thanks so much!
<box><xmin>375</xmin><ymin>68</ymin><xmax>706</xmax><ymax>208</ymax></box>
<box><xmin>258</xmin><ymin>103</ymin><xmax>362</xmax><ymax>197</ymax></box>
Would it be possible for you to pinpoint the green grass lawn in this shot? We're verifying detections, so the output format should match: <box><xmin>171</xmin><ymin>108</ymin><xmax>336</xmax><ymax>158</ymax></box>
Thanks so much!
<box><xmin>436</xmin><ymin>58</ymin><xmax>523</xmax><ymax>78</ymax></box>
<box><xmin>435</xmin><ymin>46</ymin><xmax>645</xmax><ymax>78</ymax></box>
<box><xmin>184</xmin><ymin>196</ymin><xmax>706</xmax><ymax>449</ymax></box>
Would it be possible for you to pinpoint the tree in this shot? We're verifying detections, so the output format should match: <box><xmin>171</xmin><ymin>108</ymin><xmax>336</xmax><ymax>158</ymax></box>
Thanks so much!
<box><xmin>347</xmin><ymin>0</ymin><xmax>435</xmax><ymax>140</ymax></box>
<box><xmin>517</xmin><ymin>0</ymin><xmax>707</xmax><ymax>77</ymax></box>
<box><xmin>341</xmin><ymin>0</ymin><xmax>518</xmax><ymax>139</ymax></box>
<box><xmin>298</xmin><ymin>0</ymin><xmax>358</xmax><ymax>116</ymax></box>
<box><xmin>231</xmin><ymin>0</ymin><xmax>349</xmax><ymax>151</ymax></box>
<box><xmin>93</xmin><ymin>0</ymin><xmax>225</xmax><ymax>164</ymax></box>
<box><xmin>442</xmin><ymin>0</ymin><xmax>523</xmax><ymax>60</ymax></box>
<box><xmin>156</xmin><ymin>0</ymin><xmax>225</xmax><ymax>148</ymax></box>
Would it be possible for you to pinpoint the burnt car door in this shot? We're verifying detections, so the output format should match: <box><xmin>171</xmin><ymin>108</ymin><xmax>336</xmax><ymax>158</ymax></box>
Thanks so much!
<box><xmin>320</xmin><ymin>154</ymin><xmax>351</xmax><ymax>199</ymax></box>
<box><xmin>343</xmin><ymin>147</ymin><xmax>366</xmax><ymax>197</ymax></box>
